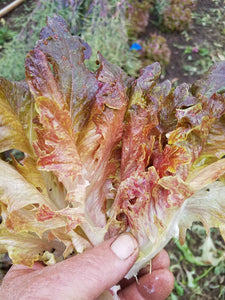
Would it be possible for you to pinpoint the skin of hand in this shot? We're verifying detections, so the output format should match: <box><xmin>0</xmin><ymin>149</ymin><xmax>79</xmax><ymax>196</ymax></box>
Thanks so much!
<box><xmin>0</xmin><ymin>233</ymin><xmax>174</xmax><ymax>300</ymax></box>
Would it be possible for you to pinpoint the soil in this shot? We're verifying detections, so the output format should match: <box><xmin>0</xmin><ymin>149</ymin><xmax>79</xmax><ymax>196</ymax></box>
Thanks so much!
<box><xmin>142</xmin><ymin>0</ymin><xmax>225</xmax><ymax>85</ymax></box>
<box><xmin>0</xmin><ymin>0</ymin><xmax>33</xmax><ymax>26</ymax></box>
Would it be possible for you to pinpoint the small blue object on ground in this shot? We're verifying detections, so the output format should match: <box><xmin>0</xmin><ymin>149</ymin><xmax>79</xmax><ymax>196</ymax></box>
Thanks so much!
<box><xmin>130</xmin><ymin>43</ymin><xmax>142</xmax><ymax>51</ymax></box>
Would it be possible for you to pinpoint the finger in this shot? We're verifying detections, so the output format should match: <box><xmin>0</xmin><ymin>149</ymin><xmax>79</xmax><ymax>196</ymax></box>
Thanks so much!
<box><xmin>120</xmin><ymin>249</ymin><xmax>171</xmax><ymax>289</ymax></box>
<box><xmin>118</xmin><ymin>269</ymin><xmax>174</xmax><ymax>300</ymax></box>
<box><xmin>152</xmin><ymin>249</ymin><xmax>170</xmax><ymax>270</ymax></box>
<box><xmin>2</xmin><ymin>262</ymin><xmax>45</xmax><ymax>283</ymax></box>
<box><xmin>32</xmin><ymin>233</ymin><xmax>139</xmax><ymax>300</ymax></box>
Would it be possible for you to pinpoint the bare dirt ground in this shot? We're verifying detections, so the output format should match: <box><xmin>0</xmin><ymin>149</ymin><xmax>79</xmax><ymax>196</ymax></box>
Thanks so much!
<box><xmin>144</xmin><ymin>0</ymin><xmax>225</xmax><ymax>85</ymax></box>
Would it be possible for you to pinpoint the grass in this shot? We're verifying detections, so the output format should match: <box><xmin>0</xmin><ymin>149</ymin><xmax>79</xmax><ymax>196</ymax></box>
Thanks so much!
<box><xmin>80</xmin><ymin>0</ymin><xmax>141</xmax><ymax>75</ymax></box>
<box><xmin>0</xmin><ymin>0</ymin><xmax>141</xmax><ymax>81</ymax></box>
<box><xmin>0</xmin><ymin>0</ymin><xmax>77</xmax><ymax>80</ymax></box>
<box><xmin>0</xmin><ymin>20</ymin><xmax>16</xmax><ymax>47</ymax></box>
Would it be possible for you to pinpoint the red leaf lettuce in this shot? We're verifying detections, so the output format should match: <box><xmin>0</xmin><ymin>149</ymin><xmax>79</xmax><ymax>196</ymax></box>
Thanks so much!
<box><xmin>0</xmin><ymin>16</ymin><xmax>225</xmax><ymax>280</ymax></box>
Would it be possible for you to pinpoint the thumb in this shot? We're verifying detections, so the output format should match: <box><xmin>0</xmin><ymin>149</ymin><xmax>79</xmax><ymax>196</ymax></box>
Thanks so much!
<box><xmin>51</xmin><ymin>233</ymin><xmax>139</xmax><ymax>300</ymax></box>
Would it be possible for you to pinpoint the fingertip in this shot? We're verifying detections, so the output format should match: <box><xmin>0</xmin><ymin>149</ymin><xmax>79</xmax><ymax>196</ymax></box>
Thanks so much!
<box><xmin>119</xmin><ymin>269</ymin><xmax>174</xmax><ymax>300</ymax></box>
<box><xmin>138</xmin><ymin>269</ymin><xmax>175</xmax><ymax>300</ymax></box>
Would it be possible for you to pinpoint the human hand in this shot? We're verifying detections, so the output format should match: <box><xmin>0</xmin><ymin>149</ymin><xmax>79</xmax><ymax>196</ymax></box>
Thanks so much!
<box><xmin>0</xmin><ymin>234</ymin><xmax>174</xmax><ymax>300</ymax></box>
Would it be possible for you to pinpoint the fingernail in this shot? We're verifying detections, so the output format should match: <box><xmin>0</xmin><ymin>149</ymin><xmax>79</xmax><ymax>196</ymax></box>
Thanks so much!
<box><xmin>111</xmin><ymin>233</ymin><xmax>138</xmax><ymax>260</ymax></box>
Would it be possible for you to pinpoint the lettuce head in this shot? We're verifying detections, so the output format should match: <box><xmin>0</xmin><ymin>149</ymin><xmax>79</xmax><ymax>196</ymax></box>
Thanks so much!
<box><xmin>0</xmin><ymin>15</ymin><xmax>225</xmax><ymax>280</ymax></box>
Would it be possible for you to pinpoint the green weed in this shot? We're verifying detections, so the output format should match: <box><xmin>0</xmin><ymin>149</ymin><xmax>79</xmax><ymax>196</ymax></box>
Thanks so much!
<box><xmin>173</xmin><ymin>43</ymin><xmax>215</xmax><ymax>76</ymax></box>
<box><xmin>167</xmin><ymin>223</ymin><xmax>225</xmax><ymax>299</ymax></box>
<box><xmin>0</xmin><ymin>23</ymin><xmax>16</xmax><ymax>47</ymax></box>
<box><xmin>193</xmin><ymin>4</ymin><xmax>225</xmax><ymax>35</ymax></box>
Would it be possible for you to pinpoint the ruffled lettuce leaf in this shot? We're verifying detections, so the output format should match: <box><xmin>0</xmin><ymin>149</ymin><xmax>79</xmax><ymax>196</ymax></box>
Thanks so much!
<box><xmin>0</xmin><ymin>16</ymin><xmax>225</xmax><ymax>281</ymax></box>
<box><xmin>25</xmin><ymin>18</ymin><xmax>129</xmax><ymax>238</ymax></box>
<box><xmin>109</xmin><ymin>61</ymin><xmax>225</xmax><ymax>278</ymax></box>
<box><xmin>191</xmin><ymin>61</ymin><xmax>225</xmax><ymax>98</ymax></box>
<box><xmin>0</xmin><ymin>78</ymin><xmax>34</xmax><ymax>156</ymax></box>
<box><xmin>0</xmin><ymin>227</ymin><xmax>65</xmax><ymax>267</ymax></box>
